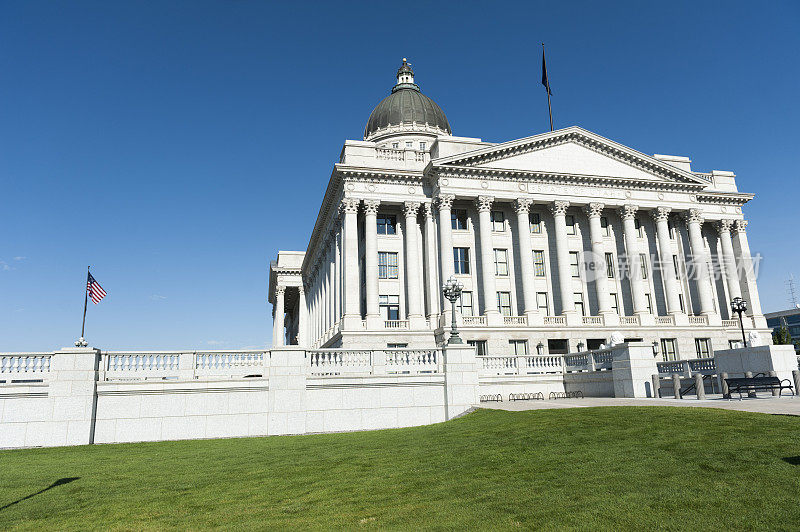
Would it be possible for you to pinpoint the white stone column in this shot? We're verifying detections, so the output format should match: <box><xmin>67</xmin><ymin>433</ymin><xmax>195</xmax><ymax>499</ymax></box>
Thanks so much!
<box><xmin>272</xmin><ymin>285</ymin><xmax>285</xmax><ymax>347</ymax></box>
<box><xmin>404</xmin><ymin>201</ymin><xmax>426</xmax><ymax>328</ymax></box>
<box><xmin>437</xmin><ymin>193</ymin><xmax>455</xmax><ymax>327</ymax></box>
<box><xmin>550</xmin><ymin>200</ymin><xmax>576</xmax><ymax>321</ymax></box>
<box><xmin>477</xmin><ymin>196</ymin><xmax>501</xmax><ymax>326</ymax></box>
<box><xmin>327</xmin><ymin>236</ymin><xmax>334</xmax><ymax>333</ymax></box>
<box><xmin>298</xmin><ymin>285</ymin><xmax>307</xmax><ymax>347</ymax></box>
<box><xmin>716</xmin><ymin>219</ymin><xmax>742</xmax><ymax>302</ymax></box>
<box><xmin>334</xmin><ymin>226</ymin><xmax>341</xmax><ymax>325</ymax></box>
<box><xmin>584</xmin><ymin>203</ymin><xmax>614</xmax><ymax>319</ymax></box>
<box><xmin>732</xmin><ymin>220</ymin><xmax>766</xmax><ymax>328</ymax></box>
<box><xmin>423</xmin><ymin>203</ymin><xmax>440</xmax><ymax>323</ymax></box>
<box><xmin>514</xmin><ymin>199</ymin><xmax>539</xmax><ymax>323</ymax></box>
<box><xmin>684</xmin><ymin>209</ymin><xmax>715</xmax><ymax>316</ymax></box>
<box><xmin>321</xmin><ymin>243</ymin><xmax>329</xmax><ymax>337</ymax></box>
<box><xmin>341</xmin><ymin>198</ymin><xmax>362</xmax><ymax>330</ymax></box>
<box><xmin>618</xmin><ymin>204</ymin><xmax>649</xmax><ymax>317</ymax></box>
<box><xmin>363</xmin><ymin>199</ymin><xmax>381</xmax><ymax>328</ymax></box>
<box><xmin>652</xmin><ymin>207</ymin><xmax>683</xmax><ymax>316</ymax></box>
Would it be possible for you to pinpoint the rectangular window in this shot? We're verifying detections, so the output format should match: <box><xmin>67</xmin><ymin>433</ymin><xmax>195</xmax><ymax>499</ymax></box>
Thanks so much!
<box><xmin>600</xmin><ymin>216</ymin><xmax>610</xmax><ymax>236</ymax></box>
<box><xmin>661</xmin><ymin>339</ymin><xmax>678</xmax><ymax>361</ymax></box>
<box><xmin>467</xmin><ymin>339</ymin><xmax>487</xmax><ymax>356</ymax></box>
<box><xmin>566</xmin><ymin>214</ymin><xmax>576</xmax><ymax>235</ymax></box>
<box><xmin>378</xmin><ymin>252</ymin><xmax>399</xmax><ymax>279</ymax></box>
<box><xmin>678</xmin><ymin>293</ymin><xmax>685</xmax><ymax>313</ymax></box>
<box><xmin>497</xmin><ymin>291</ymin><xmax>512</xmax><ymax>316</ymax></box>
<box><xmin>451</xmin><ymin>209</ymin><xmax>468</xmax><ymax>230</ymax></box>
<box><xmin>536</xmin><ymin>292</ymin><xmax>549</xmax><ymax>313</ymax></box>
<box><xmin>387</xmin><ymin>343</ymin><xmax>408</xmax><ymax>348</ymax></box>
<box><xmin>392</xmin><ymin>142</ymin><xmax>399</xmax><ymax>149</ymax></box>
<box><xmin>645</xmin><ymin>293</ymin><xmax>653</xmax><ymax>313</ymax></box>
<box><xmin>458</xmin><ymin>291</ymin><xmax>473</xmax><ymax>317</ymax></box>
<box><xmin>379</xmin><ymin>294</ymin><xmax>400</xmax><ymax>321</ymax></box>
<box><xmin>453</xmin><ymin>247</ymin><xmax>470</xmax><ymax>274</ymax></box>
<box><xmin>574</xmin><ymin>292</ymin><xmax>585</xmax><ymax>316</ymax></box>
<box><xmin>635</xmin><ymin>218</ymin><xmax>643</xmax><ymax>238</ymax></box>
<box><xmin>668</xmin><ymin>219</ymin><xmax>676</xmax><ymax>239</ymax></box>
<box><xmin>376</xmin><ymin>214</ymin><xmax>397</xmax><ymax>235</ymax></box>
<box><xmin>419</xmin><ymin>141</ymin><xmax>426</xmax><ymax>151</ymax></box>
<box><xmin>610</xmin><ymin>293</ymin><xmax>620</xmax><ymax>314</ymax></box>
<box><xmin>509</xmin><ymin>339</ymin><xmax>528</xmax><ymax>356</ymax></box>
<box><xmin>569</xmin><ymin>251</ymin><xmax>580</xmax><ymax>277</ymax></box>
<box><xmin>695</xmin><ymin>338</ymin><xmax>712</xmax><ymax>358</ymax></box>
<box><xmin>530</xmin><ymin>212</ymin><xmax>542</xmax><ymax>234</ymax></box>
<box><xmin>640</xmin><ymin>253</ymin><xmax>649</xmax><ymax>279</ymax></box>
<box><xmin>605</xmin><ymin>252</ymin><xmax>615</xmax><ymax>278</ymax></box>
<box><xmin>491</xmin><ymin>210</ymin><xmax>505</xmax><ymax>232</ymax></box>
<box><xmin>405</xmin><ymin>141</ymin><xmax>413</xmax><ymax>148</ymax></box>
<box><xmin>494</xmin><ymin>248</ymin><xmax>509</xmax><ymax>276</ymax></box>
<box><xmin>673</xmin><ymin>255</ymin><xmax>681</xmax><ymax>280</ymax></box>
<box><xmin>533</xmin><ymin>250</ymin><xmax>546</xmax><ymax>277</ymax></box>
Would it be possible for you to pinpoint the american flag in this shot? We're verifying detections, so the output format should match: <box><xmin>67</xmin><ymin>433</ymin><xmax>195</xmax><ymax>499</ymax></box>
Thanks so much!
<box><xmin>87</xmin><ymin>272</ymin><xmax>107</xmax><ymax>304</ymax></box>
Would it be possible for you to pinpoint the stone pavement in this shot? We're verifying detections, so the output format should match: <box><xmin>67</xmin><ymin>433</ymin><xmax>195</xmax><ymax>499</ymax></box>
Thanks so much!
<box><xmin>478</xmin><ymin>394</ymin><xmax>800</xmax><ymax>416</ymax></box>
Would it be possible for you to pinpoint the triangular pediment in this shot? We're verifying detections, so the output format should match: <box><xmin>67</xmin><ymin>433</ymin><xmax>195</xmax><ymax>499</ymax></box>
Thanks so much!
<box><xmin>433</xmin><ymin>126</ymin><xmax>709</xmax><ymax>186</ymax></box>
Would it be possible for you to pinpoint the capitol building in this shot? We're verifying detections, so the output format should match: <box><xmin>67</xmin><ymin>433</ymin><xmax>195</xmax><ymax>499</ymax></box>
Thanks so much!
<box><xmin>268</xmin><ymin>59</ymin><xmax>768</xmax><ymax>361</ymax></box>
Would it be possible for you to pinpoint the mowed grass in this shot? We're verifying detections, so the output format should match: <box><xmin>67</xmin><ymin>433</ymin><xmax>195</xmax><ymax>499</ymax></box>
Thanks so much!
<box><xmin>2</xmin><ymin>407</ymin><xmax>800</xmax><ymax>530</ymax></box>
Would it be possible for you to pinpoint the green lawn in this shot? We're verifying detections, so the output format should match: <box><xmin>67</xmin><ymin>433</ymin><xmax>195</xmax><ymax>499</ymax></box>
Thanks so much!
<box><xmin>2</xmin><ymin>407</ymin><xmax>799</xmax><ymax>530</ymax></box>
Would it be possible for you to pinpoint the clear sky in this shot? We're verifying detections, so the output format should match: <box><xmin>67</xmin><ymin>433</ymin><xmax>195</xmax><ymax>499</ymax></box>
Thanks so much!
<box><xmin>2</xmin><ymin>1</ymin><xmax>799</xmax><ymax>352</ymax></box>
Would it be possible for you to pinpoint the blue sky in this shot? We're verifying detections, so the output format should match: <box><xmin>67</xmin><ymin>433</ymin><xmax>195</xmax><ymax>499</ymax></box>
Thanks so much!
<box><xmin>1</xmin><ymin>1</ymin><xmax>798</xmax><ymax>351</ymax></box>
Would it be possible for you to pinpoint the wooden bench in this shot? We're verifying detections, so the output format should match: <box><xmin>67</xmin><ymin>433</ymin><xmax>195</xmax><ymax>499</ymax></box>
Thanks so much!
<box><xmin>724</xmin><ymin>376</ymin><xmax>794</xmax><ymax>400</ymax></box>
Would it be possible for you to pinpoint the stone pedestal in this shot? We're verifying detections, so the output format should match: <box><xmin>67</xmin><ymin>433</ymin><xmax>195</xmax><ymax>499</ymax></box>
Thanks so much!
<box><xmin>714</xmin><ymin>345</ymin><xmax>797</xmax><ymax>383</ymax></box>
<box><xmin>442</xmin><ymin>344</ymin><xmax>478</xmax><ymax>420</ymax></box>
<box><xmin>267</xmin><ymin>347</ymin><xmax>307</xmax><ymax>435</ymax></box>
<box><xmin>611</xmin><ymin>342</ymin><xmax>659</xmax><ymax>398</ymax></box>
<box><xmin>49</xmin><ymin>347</ymin><xmax>101</xmax><ymax>446</ymax></box>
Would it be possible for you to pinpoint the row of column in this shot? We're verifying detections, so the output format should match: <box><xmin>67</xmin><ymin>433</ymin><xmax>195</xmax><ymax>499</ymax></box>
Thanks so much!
<box><xmin>284</xmin><ymin>194</ymin><xmax>760</xmax><ymax>346</ymax></box>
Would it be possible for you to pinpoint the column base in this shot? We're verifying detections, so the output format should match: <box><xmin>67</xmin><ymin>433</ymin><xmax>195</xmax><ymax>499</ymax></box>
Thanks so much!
<box><xmin>365</xmin><ymin>314</ymin><xmax>382</xmax><ymax>329</ymax></box>
<box><xmin>485</xmin><ymin>311</ymin><xmax>503</xmax><ymax>327</ymax></box>
<box><xmin>341</xmin><ymin>314</ymin><xmax>364</xmax><ymax>331</ymax></box>
<box><xmin>525</xmin><ymin>311</ymin><xmax>544</xmax><ymax>326</ymax></box>
<box><xmin>601</xmin><ymin>311</ymin><xmax>620</xmax><ymax>327</ymax></box>
<box><xmin>408</xmin><ymin>315</ymin><xmax>427</xmax><ymax>329</ymax></box>
<box><xmin>563</xmin><ymin>311</ymin><xmax>580</xmax><ymax>327</ymax></box>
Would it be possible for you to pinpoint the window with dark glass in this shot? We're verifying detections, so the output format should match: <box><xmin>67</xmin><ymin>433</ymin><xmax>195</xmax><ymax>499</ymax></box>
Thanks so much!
<box><xmin>467</xmin><ymin>339</ymin><xmax>487</xmax><ymax>356</ymax></box>
<box><xmin>379</xmin><ymin>295</ymin><xmax>400</xmax><ymax>321</ymax></box>
<box><xmin>601</xmin><ymin>216</ymin><xmax>610</xmax><ymax>236</ymax></box>
<box><xmin>530</xmin><ymin>212</ymin><xmax>542</xmax><ymax>234</ymax></box>
<box><xmin>566</xmin><ymin>214</ymin><xmax>576</xmax><ymax>235</ymax></box>
<box><xmin>377</xmin><ymin>214</ymin><xmax>397</xmax><ymax>235</ymax></box>
<box><xmin>491</xmin><ymin>210</ymin><xmax>505</xmax><ymax>232</ymax></box>
<box><xmin>451</xmin><ymin>209</ymin><xmax>468</xmax><ymax>230</ymax></box>
<box><xmin>605</xmin><ymin>252</ymin><xmax>615</xmax><ymax>278</ymax></box>
<box><xmin>569</xmin><ymin>251</ymin><xmax>580</xmax><ymax>277</ymax></box>
<box><xmin>453</xmin><ymin>247</ymin><xmax>470</xmax><ymax>274</ymax></box>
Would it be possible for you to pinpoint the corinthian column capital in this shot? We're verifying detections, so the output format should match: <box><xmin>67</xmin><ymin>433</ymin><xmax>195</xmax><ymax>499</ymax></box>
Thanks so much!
<box><xmin>715</xmin><ymin>219</ymin><xmax>735</xmax><ymax>234</ymax></box>
<box><xmin>583</xmin><ymin>202</ymin><xmax>605</xmax><ymax>219</ymax></box>
<box><xmin>650</xmin><ymin>206</ymin><xmax>672</xmax><ymax>223</ymax></box>
<box><xmin>436</xmin><ymin>193</ymin><xmax>455</xmax><ymax>210</ymax></box>
<box><xmin>514</xmin><ymin>198</ymin><xmax>533</xmax><ymax>214</ymax></box>
<box><xmin>617</xmin><ymin>204</ymin><xmax>639</xmax><ymax>221</ymax></box>
<box><xmin>550</xmin><ymin>200</ymin><xmax>569</xmax><ymax>216</ymax></box>
<box><xmin>682</xmin><ymin>208</ymin><xmax>704</xmax><ymax>225</ymax></box>
<box><xmin>475</xmin><ymin>195</ymin><xmax>494</xmax><ymax>213</ymax></box>
<box><xmin>339</xmin><ymin>197</ymin><xmax>360</xmax><ymax>215</ymax></box>
<box><xmin>403</xmin><ymin>201</ymin><xmax>421</xmax><ymax>218</ymax></box>
<box><xmin>423</xmin><ymin>202</ymin><xmax>434</xmax><ymax>218</ymax></box>
<box><xmin>362</xmin><ymin>199</ymin><xmax>380</xmax><ymax>216</ymax></box>
<box><xmin>734</xmin><ymin>219</ymin><xmax>748</xmax><ymax>233</ymax></box>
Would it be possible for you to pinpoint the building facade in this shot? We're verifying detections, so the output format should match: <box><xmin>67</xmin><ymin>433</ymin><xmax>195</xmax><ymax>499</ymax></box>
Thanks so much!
<box><xmin>268</xmin><ymin>59</ymin><xmax>769</xmax><ymax>361</ymax></box>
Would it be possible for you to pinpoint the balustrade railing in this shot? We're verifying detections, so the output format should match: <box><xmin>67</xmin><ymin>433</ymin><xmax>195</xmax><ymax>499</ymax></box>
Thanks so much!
<box><xmin>620</xmin><ymin>316</ymin><xmax>640</xmax><ymax>326</ymax></box>
<box><xmin>543</xmin><ymin>316</ymin><xmax>566</xmax><ymax>326</ymax></box>
<box><xmin>384</xmin><ymin>320</ymin><xmax>409</xmax><ymax>329</ymax></box>
<box><xmin>102</xmin><ymin>350</ymin><xmax>268</xmax><ymax>381</ymax></box>
<box><xmin>656</xmin><ymin>357</ymin><xmax>716</xmax><ymax>376</ymax></box>
<box><xmin>654</xmin><ymin>316</ymin><xmax>675</xmax><ymax>325</ymax></box>
<box><xmin>721</xmin><ymin>319</ymin><xmax>738</xmax><ymax>328</ymax></box>
<box><xmin>519</xmin><ymin>355</ymin><xmax>564</xmax><ymax>374</ymax></box>
<box><xmin>463</xmin><ymin>315</ymin><xmax>487</xmax><ymax>326</ymax></box>
<box><xmin>308</xmin><ymin>349</ymin><xmax>372</xmax><ymax>375</ymax></box>
<box><xmin>0</xmin><ymin>354</ymin><xmax>52</xmax><ymax>378</ymax></box>
<box><xmin>384</xmin><ymin>349</ymin><xmax>440</xmax><ymax>374</ymax></box>
<box><xmin>504</xmin><ymin>316</ymin><xmax>527</xmax><ymax>326</ymax></box>
<box><xmin>687</xmin><ymin>357</ymin><xmax>716</xmax><ymax>373</ymax></box>
<box><xmin>582</xmin><ymin>316</ymin><xmax>603</xmax><ymax>325</ymax></box>
<box><xmin>688</xmin><ymin>315</ymin><xmax>709</xmax><ymax>325</ymax></box>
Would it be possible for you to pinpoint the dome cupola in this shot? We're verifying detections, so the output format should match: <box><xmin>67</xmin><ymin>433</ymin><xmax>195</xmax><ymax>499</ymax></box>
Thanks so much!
<box><xmin>364</xmin><ymin>59</ymin><xmax>451</xmax><ymax>141</ymax></box>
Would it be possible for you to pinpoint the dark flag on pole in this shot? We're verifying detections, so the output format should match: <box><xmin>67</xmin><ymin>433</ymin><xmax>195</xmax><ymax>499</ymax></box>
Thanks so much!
<box><xmin>78</xmin><ymin>267</ymin><xmax>106</xmax><ymax>346</ymax></box>
<box><xmin>541</xmin><ymin>48</ymin><xmax>552</xmax><ymax>96</ymax></box>
<box><xmin>541</xmin><ymin>43</ymin><xmax>554</xmax><ymax>131</ymax></box>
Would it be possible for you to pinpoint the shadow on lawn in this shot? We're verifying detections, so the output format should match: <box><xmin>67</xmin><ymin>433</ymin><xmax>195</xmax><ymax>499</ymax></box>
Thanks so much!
<box><xmin>0</xmin><ymin>477</ymin><xmax>79</xmax><ymax>511</ymax></box>
<box><xmin>782</xmin><ymin>456</ymin><xmax>800</xmax><ymax>466</ymax></box>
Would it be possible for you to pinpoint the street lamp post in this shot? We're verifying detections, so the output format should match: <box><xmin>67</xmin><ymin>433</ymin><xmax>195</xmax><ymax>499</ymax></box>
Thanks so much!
<box><xmin>442</xmin><ymin>275</ymin><xmax>464</xmax><ymax>345</ymax></box>
<box><xmin>730</xmin><ymin>297</ymin><xmax>748</xmax><ymax>346</ymax></box>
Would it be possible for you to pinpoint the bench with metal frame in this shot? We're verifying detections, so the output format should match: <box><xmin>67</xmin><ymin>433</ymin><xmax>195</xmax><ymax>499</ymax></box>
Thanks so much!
<box><xmin>724</xmin><ymin>376</ymin><xmax>794</xmax><ymax>400</ymax></box>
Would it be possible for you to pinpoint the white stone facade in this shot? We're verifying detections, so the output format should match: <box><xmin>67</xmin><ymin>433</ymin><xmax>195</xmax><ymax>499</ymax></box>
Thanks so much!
<box><xmin>269</xmin><ymin>99</ymin><xmax>769</xmax><ymax>362</ymax></box>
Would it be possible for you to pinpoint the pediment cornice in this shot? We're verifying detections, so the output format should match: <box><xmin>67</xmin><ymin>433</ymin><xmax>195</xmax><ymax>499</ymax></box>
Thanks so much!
<box><xmin>432</xmin><ymin>126</ymin><xmax>711</xmax><ymax>187</ymax></box>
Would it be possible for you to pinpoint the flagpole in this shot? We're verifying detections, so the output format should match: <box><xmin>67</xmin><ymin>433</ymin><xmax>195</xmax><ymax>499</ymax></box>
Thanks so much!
<box><xmin>542</xmin><ymin>43</ymin><xmax>553</xmax><ymax>131</ymax></box>
<box><xmin>80</xmin><ymin>266</ymin><xmax>89</xmax><ymax>342</ymax></box>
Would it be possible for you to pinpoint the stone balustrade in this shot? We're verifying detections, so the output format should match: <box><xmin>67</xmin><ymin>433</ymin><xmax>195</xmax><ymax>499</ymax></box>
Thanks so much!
<box><xmin>0</xmin><ymin>353</ymin><xmax>52</xmax><ymax>379</ymax></box>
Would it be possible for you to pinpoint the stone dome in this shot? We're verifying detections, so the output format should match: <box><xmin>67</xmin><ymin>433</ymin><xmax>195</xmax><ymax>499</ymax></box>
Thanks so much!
<box><xmin>364</xmin><ymin>59</ymin><xmax>451</xmax><ymax>141</ymax></box>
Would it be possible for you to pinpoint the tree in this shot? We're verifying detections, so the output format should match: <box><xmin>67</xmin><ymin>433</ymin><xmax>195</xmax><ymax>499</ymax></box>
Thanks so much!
<box><xmin>773</xmin><ymin>325</ymin><xmax>793</xmax><ymax>345</ymax></box>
